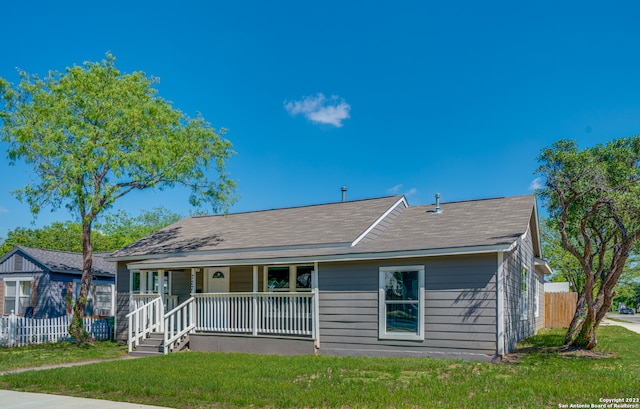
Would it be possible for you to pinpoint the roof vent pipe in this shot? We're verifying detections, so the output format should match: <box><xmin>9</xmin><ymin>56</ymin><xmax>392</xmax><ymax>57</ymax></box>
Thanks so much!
<box><xmin>435</xmin><ymin>193</ymin><xmax>442</xmax><ymax>214</ymax></box>
<box><xmin>341</xmin><ymin>186</ymin><xmax>347</xmax><ymax>202</ymax></box>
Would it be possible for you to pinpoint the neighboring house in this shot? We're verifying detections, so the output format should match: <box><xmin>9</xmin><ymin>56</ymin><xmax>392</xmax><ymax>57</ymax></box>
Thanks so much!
<box><xmin>111</xmin><ymin>194</ymin><xmax>551</xmax><ymax>361</ymax></box>
<box><xmin>0</xmin><ymin>247</ymin><xmax>116</xmax><ymax>318</ymax></box>
<box><xmin>544</xmin><ymin>282</ymin><xmax>570</xmax><ymax>293</ymax></box>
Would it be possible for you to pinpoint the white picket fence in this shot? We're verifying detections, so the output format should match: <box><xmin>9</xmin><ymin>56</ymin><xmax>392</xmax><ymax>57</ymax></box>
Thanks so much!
<box><xmin>0</xmin><ymin>311</ymin><xmax>113</xmax><ymax>347</ymax></box>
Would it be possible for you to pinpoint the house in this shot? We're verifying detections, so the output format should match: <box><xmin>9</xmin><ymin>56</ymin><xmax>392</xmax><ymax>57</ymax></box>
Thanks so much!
<box><xmin>0</xmin><ymin>247</ymin><xmax>116</xmax><ymax>318</ymax></box>
<box><xmin>110</xmin><ymin>194</ymin><xmax>551</xmax><ymax>361</ymax></box>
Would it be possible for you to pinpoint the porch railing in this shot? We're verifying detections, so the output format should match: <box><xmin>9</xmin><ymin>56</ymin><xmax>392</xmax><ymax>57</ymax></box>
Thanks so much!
<box><xmin>132</xmin><ymin>294</ymin><xmax>178</xmax><ymax>312</ymax></box>
<box><xmin>193</xmin><ymin>292</ymin><xmax>315</xmax><ymax>337</ymax></box>
<box><xmin>163</xmin><ymin>297</ymin><xmax>196</xmax><ymax>354</ymax></box>
<box><xmin>126</xmin><ymin>296</ymin><xmax>163</xmax><ymax>352</ymax></box>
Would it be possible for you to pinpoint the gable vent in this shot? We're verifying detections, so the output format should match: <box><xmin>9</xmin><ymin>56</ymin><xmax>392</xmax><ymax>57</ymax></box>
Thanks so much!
<box><xmin>14</xmin><ymin>255</ymin><xmax>24</xmax><ymax>271</ymax></box>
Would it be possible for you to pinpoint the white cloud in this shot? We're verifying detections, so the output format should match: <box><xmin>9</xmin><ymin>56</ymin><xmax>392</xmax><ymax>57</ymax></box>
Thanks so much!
<box><xmin>387</xmin><ymin>184</ymin><xmax>403</xmax><ymax>195</ymax></box>
<box><xmin>529</xmin><ymin>177</ymin><xmax>544</xmax><ymax>190</ymax></box>
<box><xmin>0</xmin><ymin>206</ymin><xmax>8</xmax><ymax>214</ymax></box>
<box><xmin>284</xmin><ymin>93</ymin><xmax>351</xmax><ymax>127</ymax></box>
<box><xmin>387</xmin><ymin>185</ymin><xmax>417</xmax><ymax>197</ymax></box>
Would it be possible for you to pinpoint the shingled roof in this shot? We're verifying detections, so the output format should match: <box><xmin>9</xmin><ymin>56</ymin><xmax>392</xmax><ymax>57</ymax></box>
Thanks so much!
<box><xmin>112</xmin><ymin>194</ymin><xmax>541</xmax><ymax>269</ymax></box>
<box><xmin>9</xmin><ymin>247</ymin><xmax>115</xmax><ymax>276</ymax></box>
<box><xmin>111</xmin><ymin>195</ymin><xmax>405</xmax><ymax>258</ymax></box>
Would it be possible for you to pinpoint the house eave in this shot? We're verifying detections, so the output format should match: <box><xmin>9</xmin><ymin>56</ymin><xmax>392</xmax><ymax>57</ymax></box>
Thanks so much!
<box><xmin>126</xmin><ymin>243</ymin><xmax>517</xmax><ymax>270</ymax></box>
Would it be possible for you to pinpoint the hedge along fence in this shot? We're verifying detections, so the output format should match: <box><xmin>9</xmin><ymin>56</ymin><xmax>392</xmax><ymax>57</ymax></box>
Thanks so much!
<box><xmin>0</xmin><ymin>311</ymin><xmax>113</xmax><ymax>347</ymax></box>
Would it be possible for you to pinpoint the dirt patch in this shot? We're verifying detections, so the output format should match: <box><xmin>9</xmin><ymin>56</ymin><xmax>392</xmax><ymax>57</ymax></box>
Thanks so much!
<box><xmin>503</xmin><ymin>345</ymin><xmax>614</xmax><ymax>363</ymax></box>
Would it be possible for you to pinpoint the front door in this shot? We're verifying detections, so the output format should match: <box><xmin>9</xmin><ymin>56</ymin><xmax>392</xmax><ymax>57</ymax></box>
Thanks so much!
<box><xmin>205</xmin><ymin>267</ymin><xmax>230</xmax><ymax>293</ymax></box>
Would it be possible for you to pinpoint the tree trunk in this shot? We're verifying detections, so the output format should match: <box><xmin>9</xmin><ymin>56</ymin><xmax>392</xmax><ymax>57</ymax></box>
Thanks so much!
<box><xmin>564</xmin><ymin>291</ymin><xmax>586</xmax><ymax>345</ymax></box>
<box><xmin>68</xmin><ymin>220</ymin><xmax>94</xmax><ymax>345</ymax></box>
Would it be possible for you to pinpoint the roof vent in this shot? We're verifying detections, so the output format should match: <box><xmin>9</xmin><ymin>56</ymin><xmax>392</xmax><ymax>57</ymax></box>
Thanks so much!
<box><xmin>341</xmin><ymin>186</ymin><xmax>347</xmax><ymax>202</ymax></box>
<box><xmin>434</xmin><ymin>193</ymin><xmax>442</xmax><ymax>214</ymax></box>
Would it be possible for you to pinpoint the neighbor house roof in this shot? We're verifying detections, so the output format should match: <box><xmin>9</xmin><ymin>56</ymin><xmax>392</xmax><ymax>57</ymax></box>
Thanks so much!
<box><xmin>110</xmin><ymin>194</ymin><xmax>543</xmax><ymax>270</ymax></box>
<box><xmin>1</xmin><ymin>246</ymin><xmax>116</xmax><ymax>276</ymax></box>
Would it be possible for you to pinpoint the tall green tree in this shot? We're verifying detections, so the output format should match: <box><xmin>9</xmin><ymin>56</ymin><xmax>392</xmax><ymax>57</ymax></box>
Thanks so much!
<box><xmin>536</xmin><ymin>137</ymin><xmax>640</xmax><ymax>349</ymax></box>
<box><xmin>0</xmin><ymin>207</ymin><xmax>182</xmax><ymax>254</ymax></box>
<box><xmin>0</xmin><ymin>54</ymin><xmax>235</xmax><ymax>343</ymax></box>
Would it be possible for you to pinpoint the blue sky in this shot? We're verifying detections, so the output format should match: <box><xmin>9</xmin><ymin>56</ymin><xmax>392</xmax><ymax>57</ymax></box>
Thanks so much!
<box><xmin>2</xmin><ymin>1</ymin><xmax>640</xmax><ymax>238</ymax></box>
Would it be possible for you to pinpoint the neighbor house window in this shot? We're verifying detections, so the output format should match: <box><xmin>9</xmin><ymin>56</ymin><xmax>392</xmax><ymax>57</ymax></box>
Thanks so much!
<box><xmin>521</xmin><ymin>267</ymin><xmax>529</xmax><ymax>320</ymax></box>
<box><xmin>73</xmin><ymin>281</ymin><xmax>114</xmax><ymax>316</ymax></box>
<box><xmin>265</xmin><ymin>265</ymin><xmax>313</xmax><ymax>292</ymax></box>
<box><xmin>3</xmin><ymin>278</ymin><xmax>32</xmax><ymax>315</ymax></box>
<box><xmin>379</xmin><ymin>266</ymin><xmax>424</xmax><ymax>340</ymax></box>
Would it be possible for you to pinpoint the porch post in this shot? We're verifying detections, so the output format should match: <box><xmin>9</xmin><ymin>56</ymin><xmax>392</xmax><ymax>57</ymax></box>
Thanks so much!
<box><xmin>140</xmin><ymin>270</ymin><xmax>147</xmax><ymax>294</ymax></box>
<box><xmin>190</xmin><ymin>268</ymin><xmax>197</xmax><ymax>295</ymax></box>
<box><xmin>312</xmin><ymin>261</ymin><xmax>320</xmax><ymax>347</ymax></box>
<box><xmin>252</xmin><ymin>266</ymin><xmax>258</xmax><ymax>336</ymax></box>
<box><xmin>158</xmin><ymin>269</ymin><xmax>165</xmax><ymax>308</ymax></box>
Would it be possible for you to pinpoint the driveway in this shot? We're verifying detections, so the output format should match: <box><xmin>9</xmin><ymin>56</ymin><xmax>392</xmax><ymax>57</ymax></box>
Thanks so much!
<box><xmin>0</xmin><ymin>390</ymin><xmax>172</xmax><ymax>409</ymax></box>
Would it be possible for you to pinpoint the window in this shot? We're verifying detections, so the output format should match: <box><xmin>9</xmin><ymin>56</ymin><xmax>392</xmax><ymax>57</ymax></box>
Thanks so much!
<box><xmin>267</xmin><ymin>266</ymin><xmax>290</xmax><ymax>291</ymax></box>
<box><xmin>266</xmin><ymin>265</ymin><xmax>314</xmax><ymax>292</ymax></box>
<box><xmin>131</xmin><ymin>272</ymin><xmax>140</xmax><ymax>293</ymax></box>
<box><xmin>3</xmin><ymin>278</ymin><xmax>32</xmax><ymax>315</ymax></box>
<box><xmin>72</xmin><ymin>281</ymin><xmax>114</xmax><ymax>316</ymax></box>
<box><xmin>295</xmin><ymin>266</ymin><xmax>313</xmax><ymax>291</ymax></box>
<box><xmin>379</xmin><ymin>266</ymin><xmax>424</xmax><ymax>340</ymax></box>
<box><xmin>534</xmin><ymin>277</ymin><xmax>539</xmax><ymax>318</ymax></box>
<box><xmin>521</xmin><ymin>267</ymin><xmax>529</xmax><ymax>320</ymax></box>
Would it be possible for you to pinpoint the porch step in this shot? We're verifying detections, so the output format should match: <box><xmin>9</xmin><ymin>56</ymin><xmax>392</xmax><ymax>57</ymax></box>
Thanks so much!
<box><xmin>129</xmin><ymin>332</ymin><xmax>191</xmax><ymax>357</ymax></box>
<box><xmin>129</xmin><ymin>332</ymin><xmax>164</xmax><ymax>357</ymax></box>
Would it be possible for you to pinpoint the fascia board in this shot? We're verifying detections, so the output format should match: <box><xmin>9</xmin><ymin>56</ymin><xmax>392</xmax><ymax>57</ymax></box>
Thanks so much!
<box><xmin>126</xmin><ymin>243</ymin><xmax>514</xmax><ymax>270</ymax></box>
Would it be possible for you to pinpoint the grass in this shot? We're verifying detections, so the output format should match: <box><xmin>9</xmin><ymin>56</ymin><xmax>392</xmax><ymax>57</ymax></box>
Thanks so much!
<box><xmin>0</xmin><ymin>327</ymin><xmax>638</xmax><ymax>408</ymax></box>
<box><xmin>0</xmin><ymin>341</ymin><xmax>128</xmax><ymax>372</ymax></box>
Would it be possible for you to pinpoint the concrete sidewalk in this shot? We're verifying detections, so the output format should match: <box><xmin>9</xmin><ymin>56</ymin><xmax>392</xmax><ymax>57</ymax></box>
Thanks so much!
<box><xmin>0</xmin><ymin>390</ymin><xmax>172</xmax><ymax>409</ymax></box>
<box><xmin>601</xmin><ymin>318</ymin><xmax>640</xmax><ymax>334</ymax></box>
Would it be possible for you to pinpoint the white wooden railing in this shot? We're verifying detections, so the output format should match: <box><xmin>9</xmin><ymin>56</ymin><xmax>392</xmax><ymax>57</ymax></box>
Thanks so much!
<box><xmin>126</xmin><ymin>296</ymin><xmax>163</xmax><ymax>352</ymax></box>
<box><xmin>194</xmin><ymin>293</ymin><xmax>315</xmax><ymax>337</ymax></box>
<box><xmin>163</xmin><ymin>297</ymin><xmax>196</xmax><ymax>354</ymax></box>
<box><xmin>132</xmin><ymin>294</ymin><xmax>178</xmax><ymax>312</ymax></box>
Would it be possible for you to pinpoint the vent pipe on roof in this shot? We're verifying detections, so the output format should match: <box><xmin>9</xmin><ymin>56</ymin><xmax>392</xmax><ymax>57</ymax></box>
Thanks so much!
<box><xmin>341</xmin><ymin>186</ymin><xmax>347</xmax><ymax>202</ymax></box>
<box><xmin>435</xmin><ymin>193</ymin><xmax>442</xmax><ymax>214</ymax></box>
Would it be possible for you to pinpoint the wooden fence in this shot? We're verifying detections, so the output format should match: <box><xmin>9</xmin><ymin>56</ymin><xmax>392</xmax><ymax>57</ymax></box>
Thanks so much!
<box><xmin>0</xmin><ymin>312</ymin><xmax>113</xmax><ymax>347</ymax></box>
<box><xmin>545</xmin><ymin>292</ymin><xmax>578</xmax><ymax>328</ymax></box>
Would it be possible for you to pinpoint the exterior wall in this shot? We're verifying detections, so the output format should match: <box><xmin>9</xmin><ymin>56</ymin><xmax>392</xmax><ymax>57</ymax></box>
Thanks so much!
<box><xmin>230</xmin><ymin>265</ymin><xmax>253</xmax><ymax>292</ymax></box>
<box><xmin>0</xmin><ymin>253</ymin><xmax>43</xmax><ymax>273</ymax></box>
<box><xmin>502</xmin><ymin>228</ymin><xmax>538</xmax><ymax>353</ymax></box>
<box><xmin>115</xmin><ymin>261</ymin><xmax>132</xmax><ymax>342</ymax></box>
<box><xmin>534</xmin><ymin>271</ymin><xmax>545</xmax><ymax>331</ymax></box>
<box><xmin>171</xmin><ymin>269</ymin><xmax>191</xmax><ymax>303</ymax></box>
<box><xmin>317</xmin><ymin>254</ymin><xmax>499</xmax><ymax>361</ymax></box>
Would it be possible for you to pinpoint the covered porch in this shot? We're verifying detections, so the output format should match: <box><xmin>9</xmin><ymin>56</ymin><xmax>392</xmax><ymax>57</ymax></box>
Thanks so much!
<box><xmin>125</xmin><ymin>263</ymin><xmax>320</xmax><ymax>354</ymax></box>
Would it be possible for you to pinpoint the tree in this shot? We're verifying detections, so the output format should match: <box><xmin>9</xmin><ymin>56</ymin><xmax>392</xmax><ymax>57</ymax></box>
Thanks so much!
<box><xmin>96</xmin><ymin>207</ymin><xmax>182</xmax><ymax>250</ymax></box>
<box><xmin>536</xmin><ymin>137</ymin><xmax>640</xmax><ymax>349</ymax></box>
<box><xmin>540</xmin><ymin>217</ymin><xmax>585</xmax><ymax>293</ymax></box>
<box><xmin>0</xmin><ymin>54</ymin><xmax>235</xmax><ymax>343</ymax></box>
<box><xmin>0</xmin><ymin>207</ymin><xmax>182</xmax><ymax>254</ymax></box>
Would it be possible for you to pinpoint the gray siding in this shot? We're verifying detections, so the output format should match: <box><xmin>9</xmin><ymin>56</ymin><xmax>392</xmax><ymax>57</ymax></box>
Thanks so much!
<box><xmin>318</xmin><ymin>254</ymin><xmax>499</xmax><ymax>361</ymax></box>
<box><xmin>0</xmin><ymin>254</ymin><xmax>43</xmax><ymax>273</ymax></box>
<box><xmin>503</xmin><ymin>228</ymin><xmax>538</xmax><ymax>353</ymax></box>
<box><xmin>171</xmin><ymin>269</ymin><xmax>192</xmax><ymax>303</ymax></box>
<box><xmin>115</xmin><ymin>261</ymin><xmax>132</xmax><ymax>342</ymax></box>
<box><xmin>230</xmin><ymin>265</ymin><xmax>253</xmax><ymax>292</ymax></box>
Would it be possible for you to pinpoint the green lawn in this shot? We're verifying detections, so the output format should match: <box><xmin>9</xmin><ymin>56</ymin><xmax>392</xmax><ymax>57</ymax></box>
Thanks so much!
<box><xmin>0</xmin><ymin>327</ymin><xmax>638</xmax><ymax>408</ymax></box>
<box><xmin>0</xmin><ymin>341</ymin><xmax>128</xmax><ymax>372</ymax></box>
